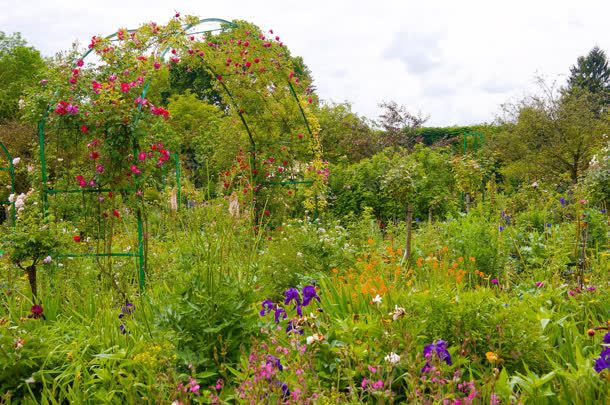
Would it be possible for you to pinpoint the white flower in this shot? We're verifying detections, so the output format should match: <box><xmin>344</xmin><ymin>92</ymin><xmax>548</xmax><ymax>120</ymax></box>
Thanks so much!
<box><xmin>8</xmin><ymin>193</ymin><xmax>15</xmax><ymax>203</ymax></box>
<box><xmin>531</xmin><ymin>181</ymin><xmax>538</xmax><ymax>188</ymax></box>
<box><xmin>296</xmin><ymin>252</ymin><xmax>303</xmax><ymax>257</ymax></box>
<box><xmin>384</xmin><ymin>352</ymin><xmax>400</xmax><ymax>364</ymax></box>
<box><xmin>388</xmin><ymin>305</ymin><xmax>406</xmax><ymax>321</ymax></box>
<box><xmin>25</xmin><ymin>376</ymin><xmax>35</xmax><ymax>384</ymax></box>
<box><xmin>306</xmin><ymin>333</ymin><xmax>324</xmax><ymax>345</ymax></box>
<box><xmin>12</xmin><ymin>157</ymin><xmax>20</xmax><ymax>165</ymax></box>
<box><xmin>43</xmin><ymin>256</ymin><xmax>52</xmax><ymax>264</ymax></box>
<box><xmin>372</xmin><ymin>294</ymin><xmax>382</xmax><ymax>304</ymax></box>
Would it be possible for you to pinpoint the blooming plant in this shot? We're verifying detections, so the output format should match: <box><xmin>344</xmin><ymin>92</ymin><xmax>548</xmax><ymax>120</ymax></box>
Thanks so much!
<box><xmin>1</xmin><ymin>190</ymin><xmax>63</xmax><ymax>302</ymax></box>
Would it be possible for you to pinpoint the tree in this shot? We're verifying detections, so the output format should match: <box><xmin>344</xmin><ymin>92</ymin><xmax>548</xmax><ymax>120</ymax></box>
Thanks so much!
<box><xmin>315</xmin><ymin>102</ymin><xmax>378</xmax><ymax>162</ymax></box>
<box><xmin>381</xmin><ymin>145</ymin><xmax>455</xmax><ymax>261</ymax></box>
<box><xmin>167</xmin><ymin>91</ymin><xmax>240</xmax><ymax>190</ymax></box>
<box><xmin>566</xmin><ymin>46</ymin><xmax>610</xmax><ymax>114</ymax></box>
<box><xmin>0</xmin><ymin>32</ymin><xmax>45</xmax><ymax>121</ymax></box>
<box><xmin>492</xmin><ymin>79</ymin><xmax>609</xmax><ymax>185</ymax></box>
<box><xmin>377</xmin><ymin>101</ymin><xmax>428</xmax><ymax>149</ymax></box>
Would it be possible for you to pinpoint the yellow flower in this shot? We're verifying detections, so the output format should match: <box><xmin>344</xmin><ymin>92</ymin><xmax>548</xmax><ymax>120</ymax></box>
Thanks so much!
<box><xmin>486</xmin><ymin>351</ymin><xmax>499</xmax><ymax>363</ymax></box>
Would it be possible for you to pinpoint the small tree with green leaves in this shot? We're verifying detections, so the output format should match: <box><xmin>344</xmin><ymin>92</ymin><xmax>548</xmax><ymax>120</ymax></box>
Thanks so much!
<box><xmin>1</xmin><ymin>191</ymin><xmax>62</xmax><ymax>302</ymax></box>
<box><xmin>381</xmin><ymin>153</ymin><xmax>420</xmax><ymax>263</ymax></box>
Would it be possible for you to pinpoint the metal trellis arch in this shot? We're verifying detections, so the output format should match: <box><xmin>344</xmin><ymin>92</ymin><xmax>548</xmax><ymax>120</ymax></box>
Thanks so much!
<box><xmin>37</xmin><ymin>18</ymin><xmax>237</xmax><ymax>291</ymax></box>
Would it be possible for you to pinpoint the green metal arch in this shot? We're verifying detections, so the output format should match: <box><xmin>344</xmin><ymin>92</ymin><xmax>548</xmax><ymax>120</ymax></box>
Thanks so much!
<box><xmin>37</xmin><ymin>18</ymin><xmax>237</xmax><ymax>290</ymax></box>
<box><xmin>36</xmin><ymin>17</ymin><xmax>317</xmax><ymax>289</ymax></box>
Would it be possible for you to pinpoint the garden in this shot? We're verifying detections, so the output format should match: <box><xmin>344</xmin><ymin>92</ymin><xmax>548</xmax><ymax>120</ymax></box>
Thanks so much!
<box><xmin>0</xmin><ymin>14</ymin><xmax>609</xmax><ymax>405</ymax></box>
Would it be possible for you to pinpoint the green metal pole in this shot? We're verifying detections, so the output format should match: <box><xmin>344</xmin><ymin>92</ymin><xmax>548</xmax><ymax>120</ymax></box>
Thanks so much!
<box><xmin>287</xmin><ymin>81</ymin><xmax>313</xmax><ymax>136</ymax></box>
<box><xmin>463</xmin><ymin>133</ymin><xmax>467</xmax><ymax>155</ymax></box>
<box><xmin>37</xmin><ymin>119</ymin><xmax>49</xmax><ymax>212</ymax></box>
<box><xmin>137</xmin><ymin>209</ymin><xmax>145</xmax><ymax>291</ymax></box>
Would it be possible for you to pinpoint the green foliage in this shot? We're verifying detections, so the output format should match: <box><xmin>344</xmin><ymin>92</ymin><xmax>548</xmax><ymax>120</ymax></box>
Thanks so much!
<box><xmin>1</xmin><ymin>191</ymin><xmax>62</xmax><ymax>268</ymax></box>
<box><xmin>0</xmin><ymin>32</ymin><xmax>45</xmax><ymax>122</ymax></box>
<box><xmin>491</xmin><ymin>84</ymin><xmax>609</xmax><ymax>185</ymax></box>
<box><xmin>167</xmin><ymin>91</ymin><xmax>237</xmax><ymax>190</ymax></box>
<box><xmin>315</xmin><ymin>102</ymin><xmax>378</xmax><ymax>162</ymax></box>
<box><xmin>329</xmin><ymin>146</ymin><xmax>457</xmax><ymax>223</ymax></box>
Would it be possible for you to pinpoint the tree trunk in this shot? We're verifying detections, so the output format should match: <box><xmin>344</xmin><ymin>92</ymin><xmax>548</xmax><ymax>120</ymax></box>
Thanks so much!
<box><xmin>403</xmin><ymin>203</ymin><xmax>413</xmax><ymax>264</ymax></box>
<box><xmin>26</xmin><ymin>265</ymin><xmax>37</xmax><ymax>302</ymax></box>
<box><xmin>571</xmin><ymin>165</ymin><xmax>578</xmax><ymax>184</ymax></box>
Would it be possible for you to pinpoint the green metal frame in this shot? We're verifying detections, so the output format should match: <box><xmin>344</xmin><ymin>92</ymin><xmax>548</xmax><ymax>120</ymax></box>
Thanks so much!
<box><xmin>37</xmin><ymin>18</ymin><xmax>233</xmax><ymax>290</ymax></box>
<box><xmin>462</xmin><ymin>131</ymin><xmax>484</xmax><ymax>154</ymax></box>
<box><xmin>38</xmin><ymin>17</ymin><xmax>319</xmax><ymax>289</ymax></box>
<box><xmin>461</xmin><ymin>131</ymin><xmax>485</xmax><ymax>207</ymax></box>
<box><xmin>0</xmin><ymin>141</ymin><xmax>16</xmax><ymax>225</ymax></box>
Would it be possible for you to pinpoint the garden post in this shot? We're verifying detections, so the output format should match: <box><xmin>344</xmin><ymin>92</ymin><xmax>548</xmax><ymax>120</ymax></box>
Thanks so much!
<box><xmin>404</xmin><ymin>203</ymin><xmax>413</xmax><ymax>264</ymax></box>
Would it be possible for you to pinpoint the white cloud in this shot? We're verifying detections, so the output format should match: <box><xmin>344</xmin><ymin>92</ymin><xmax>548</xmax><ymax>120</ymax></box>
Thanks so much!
<box><xmin>1</xmin><ymin>0</ymin><xmax>608</xmax><ymax>125</ymax></box>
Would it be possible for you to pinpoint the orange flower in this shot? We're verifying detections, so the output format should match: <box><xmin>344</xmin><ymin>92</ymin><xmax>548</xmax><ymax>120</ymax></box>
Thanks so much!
<box><xmin>486</xmin><ymin>351</ymin><xmax>499</xmax><ymax>363</ymax></box>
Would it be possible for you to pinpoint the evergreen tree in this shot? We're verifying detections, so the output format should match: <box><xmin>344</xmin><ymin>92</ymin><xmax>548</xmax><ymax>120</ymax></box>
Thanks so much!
<box><xmin>566</xmin><ymin>46</ymin><xmax>610</xmax><ymax>113</ymax></box>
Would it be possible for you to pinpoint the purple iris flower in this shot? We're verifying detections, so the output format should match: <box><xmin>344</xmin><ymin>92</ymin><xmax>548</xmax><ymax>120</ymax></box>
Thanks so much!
<box><xmin>284</xmin><ymin>288</ymin><xmax>301</xmax><ymax>306</ymax></box>
<box><xmin>422</xmin><ymin>339</ymin><xmax>452</xmax><ymax>373</ymax></box>
<box><xmin>260</xmin><ymin>299</ymin><xmax>274</xmax><ymax>316</ymax></box>
<box><xmin>121</xmin><ymin>302</ymin><xmax>134</xmax><ymax>315</ymax></box>
<box><xmin>499</xmin><ymin>226</ymin><xmax>504</xmax><ymax>232</ymax></box>
<box><xmin>119</xmin><ymin>302</ymin><xmax>134</xmax><ymax>334</ymax></box>
<box><xmin>302</xmin><ymin>285</ymin><xmax>320</xmax><ymax>306</ymax></box>
<box><xmin>266</xmin><ymin>355</ymin><xmax>284</xmax><ymax>371</ymax></box>
<box><xmin>594</xmin><ymin>347</ymin><xmax>610</xmax><ymax>373</ymax></box>
<box><xmin>560</xmin><ymin>197</ymin><xmax>566</xmax><ymax>206</ymax></box>
<box><xmin>420</xmin><ymin>362</ymin><xmax>432</xmax><ymax>373</ymax></box>
<box><xmin>273</xmin><ymin>307</ymin><xmax>287</xmax><ymax>323</ymax></box>
<box><xmin>286</xmin><ymin>319</ymin><xmax>303</xmax><ymax>335</ymax></box>
<box><xmin>603</xmin><ymin>332</ymin><xmax>610</xmax><ymax>344</ymax></box>
<box><xmin>280</xmin><ymin>382</ymin><xmax>290</xmax><ymax>398</ymax></box>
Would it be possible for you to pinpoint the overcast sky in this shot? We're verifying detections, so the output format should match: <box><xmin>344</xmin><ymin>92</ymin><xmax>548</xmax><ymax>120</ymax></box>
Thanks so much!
<box><xmin>1</xmin><ymin>0</ymin><xmax>608</xmax><ymax>126</ymax></box>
